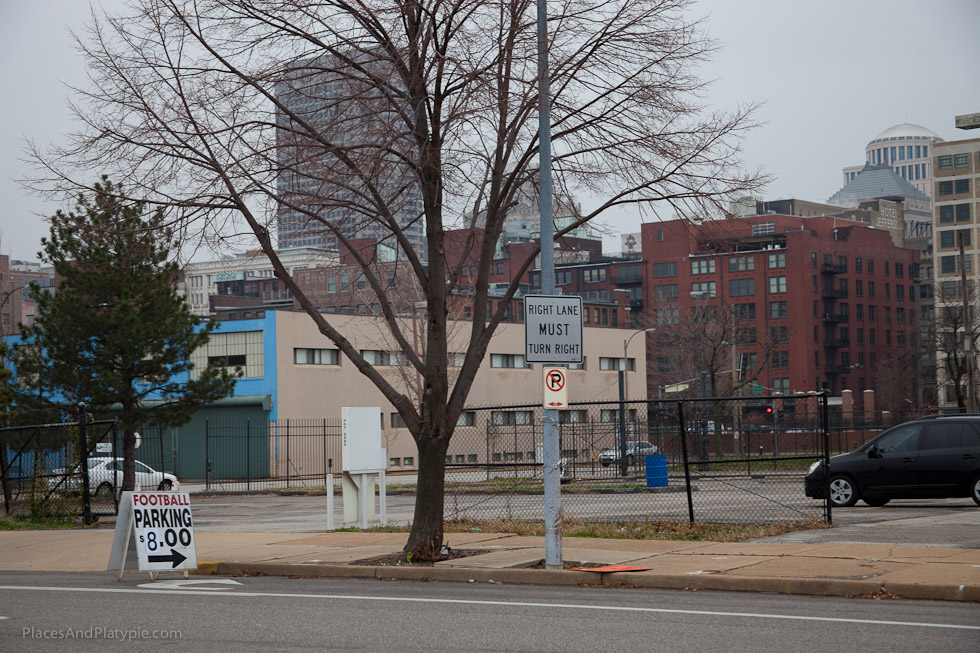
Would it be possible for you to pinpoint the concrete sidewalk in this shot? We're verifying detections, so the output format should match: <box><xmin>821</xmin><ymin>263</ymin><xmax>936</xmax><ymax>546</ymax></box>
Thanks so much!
<box><xmin>1</xmin><ymin>529</ymin><xmax>978</xmax><ymax>602</ymax></box>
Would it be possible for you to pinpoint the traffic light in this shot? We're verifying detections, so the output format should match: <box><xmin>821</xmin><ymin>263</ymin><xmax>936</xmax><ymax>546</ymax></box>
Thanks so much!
<box><xmin>764</xmin><ymin>407</ymin><xmax>773</xmax><ymax>415</ymax></box>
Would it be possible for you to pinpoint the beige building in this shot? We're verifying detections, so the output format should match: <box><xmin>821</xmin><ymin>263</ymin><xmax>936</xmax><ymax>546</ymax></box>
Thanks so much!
<box><xmin>932</xmin><ymin>135</ymin><xmax>980</xmax><ymax>408</ymax></box>
<box><xmin>195</xmin><ymin>309</ymin><xmax>649</xmax><ymax>471</ymax></box>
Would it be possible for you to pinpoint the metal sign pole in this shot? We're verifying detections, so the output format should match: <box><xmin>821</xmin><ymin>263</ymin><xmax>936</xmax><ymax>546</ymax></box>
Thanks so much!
<box><xmin>537</xmin><ymin>0</ymin><xmax>561</xmax><ymax>570</ymax></box>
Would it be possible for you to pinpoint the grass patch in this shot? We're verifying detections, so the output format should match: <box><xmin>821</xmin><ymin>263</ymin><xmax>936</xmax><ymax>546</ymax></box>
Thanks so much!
<box><xmin>0</xmin><ymin>516</ymin><xmax>87</xmax><ymax>530</ymax></box>
<box><xmin>347</xmin><ymin>516</ymin><xmax>826</xmax><ymax>542</ymax></box>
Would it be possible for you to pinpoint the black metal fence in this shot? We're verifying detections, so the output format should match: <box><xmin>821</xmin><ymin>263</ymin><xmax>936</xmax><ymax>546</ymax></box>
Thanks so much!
<box><xmin>442</xmin><ymin>394</ymin><xmax>842</xmax><ymax>525</ymax></box>
<box><xmin>204</xmin><ymin>418</ymin><xmax>343</xmax><ymax>492</ymax></box>
<box><xmin>0</xmin><ymin>412</ymin><xmax>118</xmax><ymax>521</ymax></box>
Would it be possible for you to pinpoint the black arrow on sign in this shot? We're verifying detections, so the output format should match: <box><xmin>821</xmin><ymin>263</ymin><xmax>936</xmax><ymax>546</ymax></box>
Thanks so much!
<box><xmin>148</xmin><ymin>549</ymin><xmax>187</xmax><ymax>568</ymax></box>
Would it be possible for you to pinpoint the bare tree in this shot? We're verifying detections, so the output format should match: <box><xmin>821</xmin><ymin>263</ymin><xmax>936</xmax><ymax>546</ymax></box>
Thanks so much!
<box><xmin>29</xmin><ymin>0</ymin><xmax>765</xmax><ymax>559</ymax></box>
<box><xmin>932</xmin><ymin>281</ymin><xmax>979</xmax><ymax>411</ymax></box>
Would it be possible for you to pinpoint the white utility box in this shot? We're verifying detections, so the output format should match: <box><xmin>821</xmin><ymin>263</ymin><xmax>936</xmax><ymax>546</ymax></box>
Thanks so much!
<box><xmin>337</xmin><ymin>407</ymin><xmax>387</xmax><ymax>529</ymax></box>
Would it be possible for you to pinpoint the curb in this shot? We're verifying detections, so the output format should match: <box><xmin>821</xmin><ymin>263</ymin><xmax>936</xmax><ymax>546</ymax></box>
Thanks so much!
<box><xmin>207</xmin><ymin>562</ymin><xmax>980</xmax><ymax>603</ymax></box>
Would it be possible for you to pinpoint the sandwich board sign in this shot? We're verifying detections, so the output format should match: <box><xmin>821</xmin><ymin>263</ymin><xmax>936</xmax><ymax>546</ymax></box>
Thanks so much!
<box><xmin>108</xmin><ymin>491</ymin><xmax>197</xmax><ymax>580</ymax></box>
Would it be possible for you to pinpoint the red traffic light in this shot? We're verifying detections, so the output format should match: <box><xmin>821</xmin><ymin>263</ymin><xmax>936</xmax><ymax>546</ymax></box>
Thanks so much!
<box><xmin>765</xmin><ymin>407</ymin><xmax>773</xmax><ymax>414</ymax></box>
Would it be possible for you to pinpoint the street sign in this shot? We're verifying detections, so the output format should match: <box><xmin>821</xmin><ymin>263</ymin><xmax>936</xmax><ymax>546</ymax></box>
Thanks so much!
<box><xmin>543</xmin><ymin>367</ymin><xmax>569</xmax><ymax>409</ymax></box>
<box><xmin>524</xmin><ymin>295</ymin><xmax>583</xmax><ymax>363</ymax></box>
<box><xmin>108</xmin><ymin>491</ymin><xmax>198</xmax><ymax>579</ymax></box>
<box><xmin>753</xmin><ymin>385</ymin><xmax>764</xmax><ymax>392</ymax></box>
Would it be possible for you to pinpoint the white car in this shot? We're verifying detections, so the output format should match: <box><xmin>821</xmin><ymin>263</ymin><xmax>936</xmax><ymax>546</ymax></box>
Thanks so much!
<box><xmin>50</xmin><ymin>457</ymin><xmax>180</xmax><ymax>495</ymax></box>
<box><xmin>598</xmin><ymin>441</ymin><xmax>660</xmax><ymax>467</ymax></box>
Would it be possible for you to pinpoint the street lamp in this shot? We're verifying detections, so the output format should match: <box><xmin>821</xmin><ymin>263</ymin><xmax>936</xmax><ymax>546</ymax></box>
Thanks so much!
<box><xmin>623</xmin><ymin>328</ymin><xmax>656</xmax><ymax>401</ymax></box>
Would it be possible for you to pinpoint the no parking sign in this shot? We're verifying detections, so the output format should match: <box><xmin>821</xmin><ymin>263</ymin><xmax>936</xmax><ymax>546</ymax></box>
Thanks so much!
<box><xmin>543</xmin><ymin>367</ymin><xmax>568</xmax><ymax>408</ymax></box>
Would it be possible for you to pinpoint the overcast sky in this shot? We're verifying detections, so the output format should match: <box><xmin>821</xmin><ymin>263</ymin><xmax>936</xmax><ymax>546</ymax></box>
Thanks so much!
<box><xmin>2</xmin><ymin>0</ymin><xmax>979</xmax><ymax>261</ymax></box>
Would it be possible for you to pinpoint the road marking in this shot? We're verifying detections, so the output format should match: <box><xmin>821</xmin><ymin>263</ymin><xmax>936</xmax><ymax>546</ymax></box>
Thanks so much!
<box><xmin>137</xmin><ymin>579</ymin><xmax>243</xmax><ymax>590</ymax></box>
<box><xmin>0</xmin><ymin>585</ymin><xmax>977</xmax><ymax>631</ymax></box>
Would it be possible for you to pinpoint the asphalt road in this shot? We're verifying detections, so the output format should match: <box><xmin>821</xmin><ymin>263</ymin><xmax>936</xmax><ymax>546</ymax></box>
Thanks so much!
<box><xmin>1</xmin><ymin>572</ymin><xmax>978</xmax><ymax>652</ymax></box>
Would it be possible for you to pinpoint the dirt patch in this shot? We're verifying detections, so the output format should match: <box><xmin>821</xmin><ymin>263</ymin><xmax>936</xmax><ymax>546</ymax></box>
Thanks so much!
<box><xmin>532</xmin><ymin>560</ymin><xmax>607</xmax><ymax>570</ymax></box>
<box><xmin>351</xmin><ymin>548</ymin><xmax>493</xmax><ymax>567</ymax></box>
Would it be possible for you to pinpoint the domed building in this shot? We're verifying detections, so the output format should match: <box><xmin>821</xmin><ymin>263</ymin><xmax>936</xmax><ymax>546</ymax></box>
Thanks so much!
<box><xmin>842</xmin><ymin>123</ymin><xmax>943</xmax><ymax>198</ymax></box>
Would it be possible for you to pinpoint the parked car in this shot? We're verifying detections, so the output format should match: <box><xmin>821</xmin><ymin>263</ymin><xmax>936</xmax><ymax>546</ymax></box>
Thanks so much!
<box><xmin>49</xmin><ymin>457</ymin><xmax>180</xmax><ymax>495</ymax></box>
<box><xmin>804</xmin><ymin>415</ymin><xmax>980</xmax><ymax>507</ymax></box>
<box><xmin>598</xmin><ymin>441</ymin><xmax>659</xmax><ymax>467</ymax></box>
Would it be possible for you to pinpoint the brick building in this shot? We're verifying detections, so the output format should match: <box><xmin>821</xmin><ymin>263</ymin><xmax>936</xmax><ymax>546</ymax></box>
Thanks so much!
<box><xmin>641</xmin><ymin>215</ymin><xmax>920</xmax><ymax>407</ymax></box>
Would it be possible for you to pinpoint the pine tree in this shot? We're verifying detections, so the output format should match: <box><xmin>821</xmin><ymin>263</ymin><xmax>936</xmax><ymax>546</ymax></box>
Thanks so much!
<box><xmin>16</xmin><ymin>178</ymin><xmax>237</xmax><ymax>490</ymax></box>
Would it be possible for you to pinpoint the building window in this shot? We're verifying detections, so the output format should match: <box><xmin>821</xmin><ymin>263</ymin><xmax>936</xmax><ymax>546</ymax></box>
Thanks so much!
<box><xmin>362</xmin><ymin>350</ymin><xmax>393</xmax><ymax>365</ymax></box>
<box><xmin>955</xmin><ymin>203</ymin><xmax>971</xmax><ymax>222</ymax></box>
<box><xmin>854</xmin><ymin>258</ymin><xmax>862</xmax><ymax>273</ymax></box>
<box><xmin>770</xmin><ymin>325</ymin><xmax>788</xmax><ymax>343</ymax></box>
<box><xmin>192</xmin><ymin>330</ymin><xmax>264</xmax><ymax>379</ymax></box>
<box><xmin>767</xmin><ymin>252</ymin><xmax>786</xmax><ymax>269</ymax></box>
<box><xmin>599</xmin><ymin>357</ymin><xmax>635</xmax><ymax>371</ymax></box>
<box><xmin>653</xmin><ymin>284</ymin><xmax>679</xmax><ymax>301</ymax></box>
<box><xmin>955</xmin><ymin>179</ymin><xmax>970</xmax><ymax>194</ymax></box>
<box><xmin>938</xmin><ymin>155</ymin><xmax>952</xmax><ymax>170</ymax></box>
<box><xmin>390</xmin><ymin>413</ymin><xmax>407</xmax><ymax>428</ymax></box>
<box><xmin>954</xmin><ymin>153</ymin><xmax>969</xmax><ymax>168</ymax></box>
<box><xmin>558</xmin><ymin>410</ymin><xmax>587</xmax><ymax>424</ymax></box>
<box><xmin>752</xmin><ymin>222</ymin><xmax>775</xmax><ymax>236</ymax></box>
<box><xmin>868</xmin><ymin>281</ymin><xmax>875</xmax><ymax>298</ymax></box>
<box><xmin>583</xmin><ymin>268</ymin><xmax>606</xmax><ymax>283</ymax></box>
<box><xmin>769</xmin><ymin>301</ymin><xmax>787</xmax><ymax>319</ymax></box>
<box><xmin>691</xmin><ymin>281</ymin><xmax>716</xmax><ymax>297</ymax></box>
<box><xmin>938</xmin><ymin>180</ymin><xmax>953</xmax><ymax>196</ymax></box>
<box><xmin>491</xmin><ymin>411</ymin><xmax>532</xmax><ymax>426</ymax></box>
<box><xmin>729</xmin><ymin>256</ymin><xmax>755</xmax><ymax>272</ymax></box>
<box><xmin>490</xmin><ymin>353</ymin><xmax>528</xmax><ymax>369</ymax></box>
<box><xmin>733</xmin><ymin>303</ymin><xmax>756</xmax><ymax>320</ymax></box>
<box><xmin>327</xmin><ymin>276</ymin><xmax>337</xmax><ymax>292</ymax></box>
<box><xmin>403</xmin><ymin>457</ymin><xmax>414</xmax><ymax>466</ymax></box>
<box><xmin>735</xmin><ymin>327</ymin><xmax>757</xmax><ymax>344</ymax></box>
<box><xmin>691</xmin><ymin>259</ymin><xmax>716</xmax><ymax>275</ymax></box>
<box><xmin>729</xmin><ymin>278</ymin><xmax>755</xmax><ymax>297</ymax></box>
<box><xmin>768</xmin><ymin>276</ymin><xmax>787</xmax><ymax>294</ymax></box>
<box><xmin>340</xmin><ymin>273</ymin><xmax>350</xmax><ymax>291</ymax></box>
<box><xmin>855</xmin><ymin>279</ymin><xmax>863</xmax><ymax>297</ymax></box>
<box><xmin>554</xmin><ymin>270</ymin><xmax>572</xmax><ymax>285</ymax></box>
<box><xmin>939</xmin><ymin>205</ymin><xmax>954</xmax><ymax>223</ymax></box>
<box><xmin>773</xmin><ymin>378</ymin><xmax>790</xmax><ymax>395</ymax></box>
<box><xmin>772</xmin><ymin>351</ymin><xmax>789</xmax><ymax>369</ymax></box>
<box><xmin>657</xmin><ymin>229</ymin><xmax>664</xmax><ymax>242</ymax></box>
<box><xmin>653</xmin><ymin>262</ymin><xmax>677</xmax><ymax>277</ymax></box>
<box><xmin>655</xmin><ymin>307</ymin><xmax>679</xmax><ymax>325</ymax></box>
<box><xmin>294</xmin><ymin>348</ymin><xmax>339</xmax><ymax>365</ymax></box>
<box><xmin>867</xmin><ymin>259</ymin><xmax>874</xmax><ymax>275</ymax></box>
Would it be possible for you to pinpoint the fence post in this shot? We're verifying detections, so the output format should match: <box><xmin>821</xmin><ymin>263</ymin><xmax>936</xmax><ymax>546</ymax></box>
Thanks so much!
<box><xmin>78</xmin><ymin>403</ymin><xmax>92</xmax><ymax>525</ymax></box>
<box><xmin>617</xmin><ymin>370</ymin><xmax>627</xmax><ymax>477</ymax></box>
<box><xmin>205</xmin><ymin>420</ymin><xmax>210</xmax><ymax>490</ymax></box>
<box><xmin>821</xmin><ymin>390</ymin><xmax>832</xmax><ymax>525</ymax></box>
<box><xmin>677</xmin><ymin>401</ymin><xmax>694</xmax><ymax>523</ymax></box>
<box><xmin>246</xmin><ymin>419</ymin><xmax>251</xmax><ymax>491</ymax></box>
<box><xmin>285</xmin><ymin>419</ymin><xmax>290</xmax><ymax>487</ymax></box>
<box><xmin>485</xmin><ymin>417</ymin><xmax>490</xmax><ymax>482</ymax></box>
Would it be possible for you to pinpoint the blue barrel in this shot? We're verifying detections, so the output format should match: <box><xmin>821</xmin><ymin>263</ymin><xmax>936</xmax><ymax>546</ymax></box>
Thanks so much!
<box><xmin>645</xmin><ymin>455</ymin><xmax>668</xmax><ymax>488</ymax></box>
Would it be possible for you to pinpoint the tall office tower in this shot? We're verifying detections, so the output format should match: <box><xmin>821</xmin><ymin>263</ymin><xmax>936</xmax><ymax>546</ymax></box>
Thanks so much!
<box><xmin>275</xmin><ymin>54</ymin><xmax>426</xmax><ymax>259</ymax></box>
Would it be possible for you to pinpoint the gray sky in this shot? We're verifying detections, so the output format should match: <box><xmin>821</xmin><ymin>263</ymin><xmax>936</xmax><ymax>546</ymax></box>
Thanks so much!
<box><xmin>2</xmin><ymin>0</ymin><xmax>979</xmax><ymax>261</ymax></box>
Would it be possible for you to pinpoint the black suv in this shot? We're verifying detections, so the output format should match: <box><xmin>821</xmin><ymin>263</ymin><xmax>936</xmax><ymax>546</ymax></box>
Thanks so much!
<box><xmin>804</xmin><ymin>415</ymin><xmax>980</xmax><ymax>507</ymax></box>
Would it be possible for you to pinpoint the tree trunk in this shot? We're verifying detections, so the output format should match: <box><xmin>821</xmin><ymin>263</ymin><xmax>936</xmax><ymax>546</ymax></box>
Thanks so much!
<box><xmin>403</xmin><ymin>431</ymin><xmax>450</xmax><ymax>561</ymax></box>
<box><xmin>122</xmin><ymin>428</ymin><xmax>137</xmax><ymax>491</ymax></box>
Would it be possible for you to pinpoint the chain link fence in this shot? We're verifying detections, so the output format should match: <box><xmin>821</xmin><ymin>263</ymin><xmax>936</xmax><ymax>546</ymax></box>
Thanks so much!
<box><xmin>443</xmin><ymin>394</ymin><xmax>839</xmax><ymax>525</ymax></box>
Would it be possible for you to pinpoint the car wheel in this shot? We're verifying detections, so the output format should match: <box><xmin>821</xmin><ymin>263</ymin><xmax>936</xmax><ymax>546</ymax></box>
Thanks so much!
<box><xmin>862</xmin><ymin>497</ymin><xmax>890</xmax><ymax>507</ymax></box>
<box><xmin>95</xmin><ymin>482</ymin><xmax>113</xmax><ymax>497</ymax></box>
<box><xmin>971</xmin><ymin>474</ymin><xmax>980</xmax><ymax>507</ymax></box>
<box><xmin>158</xmin><ymin>479</ymin><xmax>173</xmax><ymax>491</ymax></box>
<box><xmin>828</xmin><ymin>475</ymin><xmax>859</xmax><ymax>507</ymax></box>
<box><xmin>626</xmin><ymin>455</ymin><xmax>635</xmax><ymax>466</ymax></box>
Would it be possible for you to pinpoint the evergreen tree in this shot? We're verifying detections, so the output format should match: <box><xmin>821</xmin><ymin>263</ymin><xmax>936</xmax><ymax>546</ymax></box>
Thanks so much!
<box><xmin>16</xmin><ymin>178</ymin><xmax>236</xmax><ymax>491</ymax></box>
